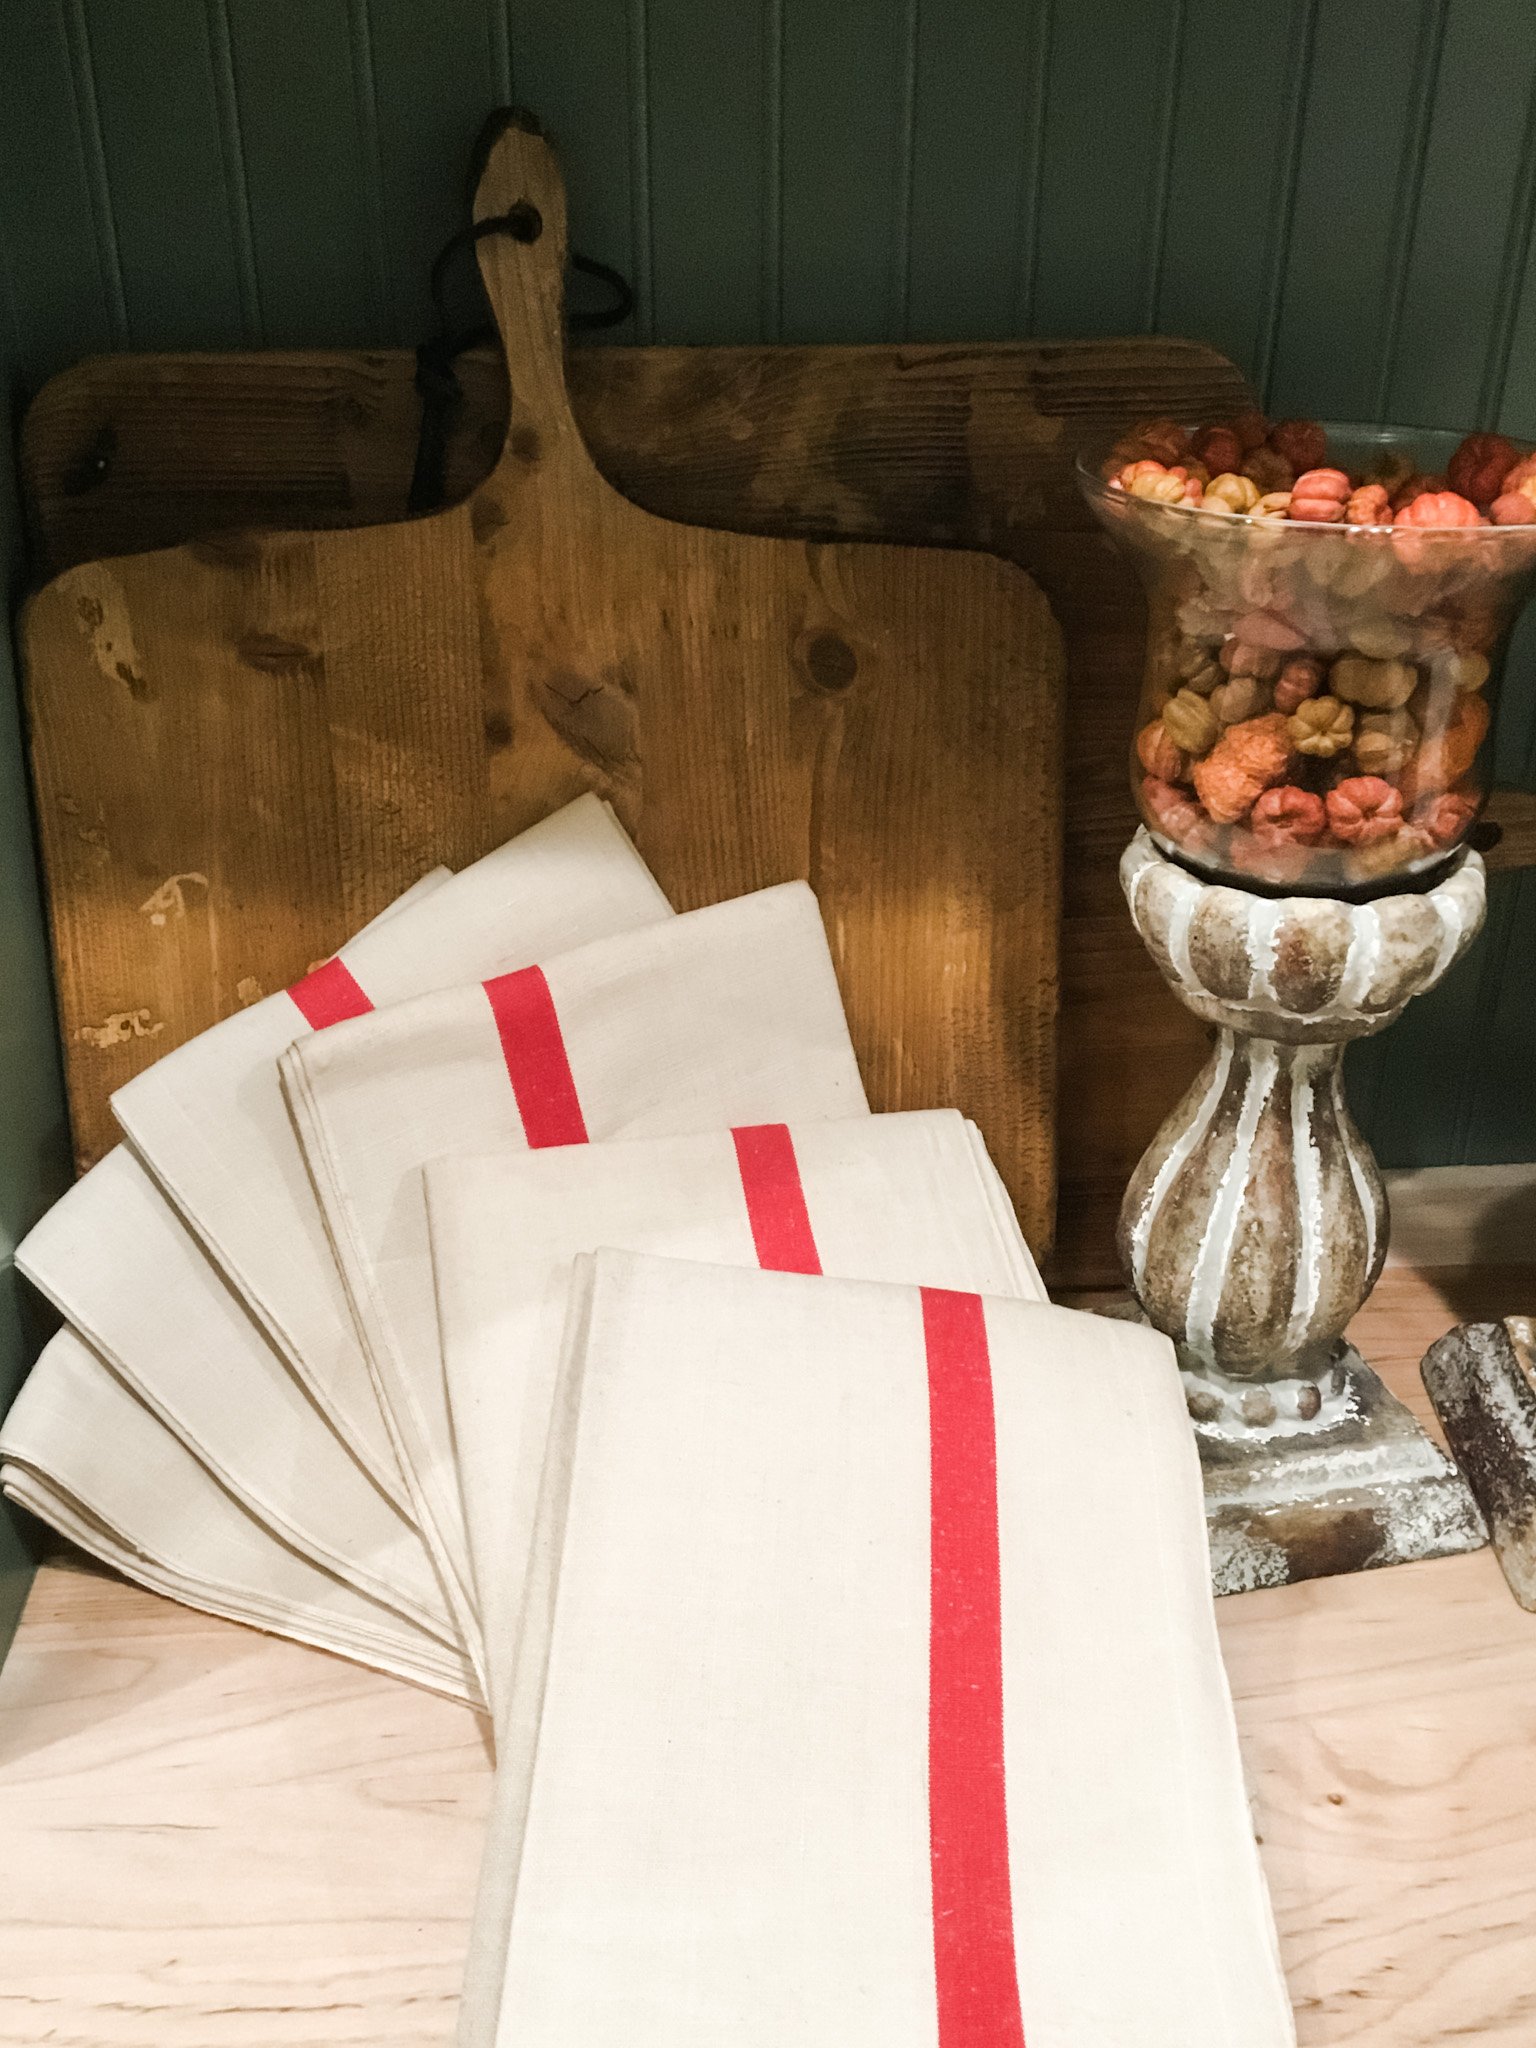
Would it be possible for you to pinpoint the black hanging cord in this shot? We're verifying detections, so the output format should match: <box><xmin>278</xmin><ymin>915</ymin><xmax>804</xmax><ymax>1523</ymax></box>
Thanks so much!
<box><xmin>408</xmin><ymin>109</ymin><xmax>634</xmax><ymax>515</ymax></box>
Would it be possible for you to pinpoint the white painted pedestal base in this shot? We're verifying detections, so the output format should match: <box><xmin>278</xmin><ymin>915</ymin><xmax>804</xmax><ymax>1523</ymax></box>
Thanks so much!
<box><xmin>1118</xmin><ymin>830</ymin><xmax>1490</xmax><ymax>1589</ymax></box>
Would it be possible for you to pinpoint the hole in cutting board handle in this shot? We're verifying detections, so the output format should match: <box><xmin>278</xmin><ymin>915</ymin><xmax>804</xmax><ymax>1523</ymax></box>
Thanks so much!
<box><xmin>502</xmin><ymin>203</ymin><xmax>543</xmax><ymax>244</ymax></box>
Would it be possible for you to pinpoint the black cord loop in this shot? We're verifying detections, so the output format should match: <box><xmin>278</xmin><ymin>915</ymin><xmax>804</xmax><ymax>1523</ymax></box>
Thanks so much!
<box><xmin>408</xmin><ymin>114</ymin><xmax>634</xmax><ymax>515</ymax></box>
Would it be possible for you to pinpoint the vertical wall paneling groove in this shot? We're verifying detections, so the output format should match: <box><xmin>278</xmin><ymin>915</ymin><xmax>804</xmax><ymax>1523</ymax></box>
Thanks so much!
<box><xmin>760</xmin><ymin>0</ymin><xmax>785</xmax><ymax>341</ymax></box>
<box><xmin>625</xmin><ymin>0</ymin><xmax>656</xmax><ymax>342</ymax></box>
<box><xmin>489</xmin><ymin>0</ymin><xmax>513</xmax><ymax>107</ymax></box>
<box><xmin>1478</xmin><ymin>66</ymin><xmax>1536</xmax><ymax>432</ymax></box>
<box><xmin>778</xmin><ymin>0</ymin><xmax>912</xmax><ymax>343</ymax></box>
<box><xmin>888</xmin><ymin>0</ymin><xmax>920</xmax><ymax>338</ymax></box>
<box><xmin>647</xmin><ymin>1</ymin><xmax>768</xmax><ymax>344</ymax></box>
<box><xmin>58</xmin><ymin>0</ymin><xmax>130</xmax><ymax>349</ymax></box>
<box><xmin>1252</xmin><ymin>0</ymin><xmax>1318</xmax><ymax>404</ymax></box>
<box><xmin>204</xmin><ymin>0</ymin><xmax>264</xmax><ymax>342</ymax></box>
<box><xmin>1140</xmin><ymin>0</ymin><xmax>1187</xmax><ymax>335</ymax></box>
<box><xmin>1370</xmin><ymin>0</ymin><xmax>1447</xmax><ymax>424</ymax></box>
<box><xmin>1157</xmin><ymin>0</ymin><xmax>1310</xmax><ymax>391</ymax></box>
<box><xmin>0</xmin><ymin>0</ymin><xmax>122</xmax><ymax>382</ymax></box>
<box><xmin>1029</xmin><ymin>0</ymin><xmax>1182</xmax><ymax>336</ymax></box>
<box><xmin>1008</xmin><ymin>0</ymin><xmax>1052</xmax><ymax>336</ymax></box>
<box><xmin>1266</xmin><ymin>0</ymin><xmax>1434</xmax><ymax>421</ymax></box>
<box><xmin>506</xmin><ymin>0</ymin><xmax>639</xmax><ymax>335</ymax></box>
<box><xmin>361</xmin><ymin>0</ymin><xmax>503</xmax><ymax>344</ymax></box>
<box><xmin>907</xmin><ymin>0</ymin><xmax>1045</xmax><ymax>342</ymax></box>
<box><xmin>223</xmin><ymin>0</ymin><xmax>382</xmax><ymax>345</ymax></box>
<box><xmin>2</xmin><ymin>0</ymin><xmax>1536</xmax><ymax>1193</ymax></box>
<box><xmin>345</xmin><ymin>0</ymin><xmax>392</xmax><ymax>341</ymax></box>
<box><xmin>77</xmin><ymin>0</ymin><xmax>253</xmax><ymax>347</ymax></box>
<box><xmin>1388</xmin><ymin>0</ymin><xmax>1536</xmax><ymax>431</ymax></box>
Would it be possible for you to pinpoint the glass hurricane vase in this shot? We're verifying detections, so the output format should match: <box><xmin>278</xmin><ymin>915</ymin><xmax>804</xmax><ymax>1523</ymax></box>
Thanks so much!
<box><xmin>1079</xmin><ymin>425</ymin><xmax>1536</xmax><ymax>898</ymax></box>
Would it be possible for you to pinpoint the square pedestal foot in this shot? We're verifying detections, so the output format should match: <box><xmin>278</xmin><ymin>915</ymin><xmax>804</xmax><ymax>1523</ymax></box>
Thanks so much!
<box><xmin>1196</xmin><ymin>1350</ymin><xmax>1488</xmax><ymax>1595</ymax></box>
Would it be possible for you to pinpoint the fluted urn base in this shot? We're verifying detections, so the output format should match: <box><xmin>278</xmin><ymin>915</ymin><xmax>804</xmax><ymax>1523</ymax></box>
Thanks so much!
<box><xmin>1119</xmin><ymin>830</ymin><xmax>1490</xmax><ymax>1591</ymax></box>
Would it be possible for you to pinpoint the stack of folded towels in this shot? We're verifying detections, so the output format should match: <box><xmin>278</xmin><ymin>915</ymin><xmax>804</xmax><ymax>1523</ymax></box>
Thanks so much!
<box><xmin>0</xmin><ymin>794</ymin><xmax>1295</xmax><ymax>2046</ymax></box>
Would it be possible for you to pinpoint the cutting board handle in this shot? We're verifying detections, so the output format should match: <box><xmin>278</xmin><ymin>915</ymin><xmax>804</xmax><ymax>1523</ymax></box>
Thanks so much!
<box><xmin>472</xmin><ymin>112</ymin><xmax>597</xmax><ymax>484</ymax></box>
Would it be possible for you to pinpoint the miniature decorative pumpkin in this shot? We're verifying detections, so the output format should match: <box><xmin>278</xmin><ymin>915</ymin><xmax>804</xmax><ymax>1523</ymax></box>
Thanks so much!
<box><xmin>1447</xmin><ymin>432</ymin><xmax>1519</xmax><ymax>510</ymax></box>
<box><xmin>1205</xmin><ymin>472</ymin><xmax>1261</xmax><ymax>514</ymax></box>
<box><xmin>1250</xmin><ymin>784</ymin><xmax>1327</xmax><ymax>846</ymax></box>
<box><xmin>1273</xmin><ymin>655</ymin><xmax>1324</xmax><ymax>714</ymax></box>
<box><xmin>1329</xmin><ymin>655</ymin><xmax>1416</xmax><ymax>709</ymax></box>
<box><xmin>1141</xmin><ymin>775</ymin><xmax>1218</xmax><ymax>850</ymax></box>
<box><xmin>1191</xmin><ymin>424</ymin><xmax>1244</xmax><ymax>475</ymax></box>
<box><xmin>1240</xmin><ymin>444</ymin><xmax>1294</xmax><ymax>495</ymax></box>
<box><xmin>1136</xmin><ymin>719</ymin><xmax>1189</xmax><ymax>784</ymax></box>
<box><xmin>1267</xmin><ymin>419</ymin><xmax>1328</xmax><ymax>473</ymax></box>
<box><xmin>1344</xmin><ymin>482</ymin><xmax>1391</xmax><ymax>526</ymax></box>
<box><xmin>1326</xmin><ymin>776</ymin><xmax>1403</xmax><ymax>846</ymax></box>
<box><xmin>1289</xmin><ymin>468</ymin><xmax>1351</xmax><ymax>523</ymax></box>
<box><xmin>1287</xmin><ymin>694</ymin><xmax>1354</xmax><ymax>757</ymax></box>
<box><xmin>1192</xmin><ymin>714</ymin><xmax>1292</xmax><ymax>823</ymax></box>
<box><xmin>1353</xmin><ymin>710</ymin><xmax>1418</xmax><ymax>779</ymax></box>
<box><xmin>1211</xmin><ymin>676</ymin><xmax>1271</xmax><ymax>726</ymax></box>
<box><xmin>1161</xmin><ymin>688</ymin><xmax>1221</xmax><ymax>756</ymax></box>
<box><xmin>1394</xmin><ymin>489</ymin><xmax>1482</xmax><ymax>529</ymax></box>
<box><xmin>1399</xmin><ymin>692</ymin><xmax>1491</xmax><ymax>805</ymax></box>
<box><xmin>1411</xmin><ymin>790</ymin><xmax>1479</xmax><ymax>848</ymax></box>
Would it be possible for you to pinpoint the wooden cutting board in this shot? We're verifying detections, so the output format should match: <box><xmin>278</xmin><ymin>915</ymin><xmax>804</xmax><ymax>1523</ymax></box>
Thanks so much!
<box><xmin>20</xmin><ymin>115</ymin><xmax>1064</xmax><ymax>1252</ymax></box>
<box><xmin>24</xmin><ymin>336</ymin><xmax>1262</xmax><ymax>1284</ymax></box>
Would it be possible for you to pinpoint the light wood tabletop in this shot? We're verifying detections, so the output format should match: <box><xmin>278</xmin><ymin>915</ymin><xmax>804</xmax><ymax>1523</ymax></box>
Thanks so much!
<box><xmin>1</xmin><ymin>1262</ymin><xmax>1533</xmax><ymax>2046</ymax></box>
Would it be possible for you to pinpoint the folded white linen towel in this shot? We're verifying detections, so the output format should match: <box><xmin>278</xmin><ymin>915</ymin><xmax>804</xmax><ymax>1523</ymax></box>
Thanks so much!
<box><xmin>0</xmin><ymin>1331</ymin><xmax>478</xmax><ymax>1703</ymax></box>
<box><xmin>427</xmin><ymin>1110</ymin><xmax>1045</xmax><ymax>1722</ymax></box>
<box><xmin>472</xmin><ymin>1251</ymin><xmax>1294</xmax><ymax>2048</ymax></box>
<box><xmin>112</xmin><ymin>796</ymin><xmax>672</xmax><ymax>1500</ymax></box>
<box><xmin>281</xmin><ymin>882</ymin><xmax>868</xmax><ymax>1640</ymax></box>
<box><xmin>15</xmin><ymin>1146</ymin><xmax>455</xmax><ymax>1639</ymax></box>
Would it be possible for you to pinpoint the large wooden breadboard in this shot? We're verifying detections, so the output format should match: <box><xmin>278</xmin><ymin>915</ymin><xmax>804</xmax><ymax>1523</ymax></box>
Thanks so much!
<box><xmin>21</xmin><ymin>116</ymin><xmax>1064</xmax><ymax>1251</ymax></box>
<box><xmin>24</xmin><ymin>336</ymin><xmax>1259</xmax><ymax>1281</ymax></box>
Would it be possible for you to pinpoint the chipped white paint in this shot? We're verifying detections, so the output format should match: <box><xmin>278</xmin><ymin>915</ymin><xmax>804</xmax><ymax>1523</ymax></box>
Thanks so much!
<box><xmin>1330</xmin><ymin>900</ymin><xmax>1380</xmax><ymax>1017</ymax></box>
<box><xmin>1121</xmin><ymin>829</ymin><xmax>1487</xmax><ymax>1413</ymax></box>
<box><xmin>1333</xmin><ymin>1060</ymin><xmax>1380</xmax><ymax>1281</ymax></box>
<box><xmin>1185</xmin><ymin>1038</ymin><xmax>1277</xmax><ymax>1369</ymax></box>
<box><xmin>78</xmin><ymin>1009</ymin><xmax>164</xmax><ymax>1050</ymax></box>
<box><xmin>67</xmin><ymin>565</ymin><xmax>148</xmax><ymax>698</ymax></box>
<box><xmin>139</xmin><ymin>873</ymin><xmax>209</xmax><ymax>927</ymax></box>
<box><xmin>1282</xmin><ymin>1049</ymin><xmax>1323</xmax><ymax>1358</ymax></box>
<box><xmin>1125</xmin><ymin>1030</ymin><xmax>1233</xmax><ymax>1295</ymax></box>
<box><xmin>1245</xmin><ymin>896</ymin><xmax>1282</xmax><ymax>1003</ymax></box>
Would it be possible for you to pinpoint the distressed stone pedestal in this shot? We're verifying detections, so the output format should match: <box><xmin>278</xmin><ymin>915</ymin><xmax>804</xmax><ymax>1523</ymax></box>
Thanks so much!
<box><xmin>1120</xmin><ymin>830</ymin><xmax>1490</xmax><ymax>1593</ymax></box>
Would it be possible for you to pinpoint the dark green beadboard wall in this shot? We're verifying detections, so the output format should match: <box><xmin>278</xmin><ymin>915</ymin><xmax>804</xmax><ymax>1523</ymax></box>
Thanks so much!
<box><xmin>0</xmin><ymin>0</ymin><xmax>1532</xmax><ymax>1332</ymax></box>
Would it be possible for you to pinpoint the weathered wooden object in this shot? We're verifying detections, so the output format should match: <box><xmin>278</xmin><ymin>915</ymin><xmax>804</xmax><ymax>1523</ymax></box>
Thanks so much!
<box><xmin>22</xmin><ymin>336</ymin><xmax>1259</xmax><ymax>1282</ymax></box>
<box><xmin>1120</xmin><ymin>830</ymin><xmax>1489</xmax><ymax>1590</ymax></box>
<box><xmin>20</xmin><ymin>117</ymin><xmax>1065</xmax><ymax>1253</ymax></box>
<box><xmin>1423</xmin><ymin>1317</ymin><xmax>1536</xmax><ymax>1611</ymax></box>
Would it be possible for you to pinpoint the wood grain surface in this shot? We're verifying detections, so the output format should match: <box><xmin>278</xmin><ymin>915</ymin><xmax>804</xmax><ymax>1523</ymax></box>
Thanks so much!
<box><xmin>22</xmin><ymin>335</ymin><xmax>1258</xmax><ymax>1285</ymax></box>
<box><xmin>3</xmin><ymin>1258</ymin><xmax>1533</xmax><ymax>2046</ymax></box>
<box><xmin>19</xmin><ymin>118</ymin><xmax>1064</xmax><ymax>1255</ymax></box>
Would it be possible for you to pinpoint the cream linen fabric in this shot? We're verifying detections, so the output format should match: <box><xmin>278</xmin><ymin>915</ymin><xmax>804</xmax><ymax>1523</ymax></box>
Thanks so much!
<box><xmin>472</xmin><ymin>1252</ymin><xmax>1294</xmax><ymax>2048</ymax></box>
<box><xmin>15</xmin><ymin>1145</ymin><xmax>454</xmax><ymax>1639</ymax></box>
<box><xmin>428</xmin><ymin>1110</ymin><xmax>1046</xmax><ymax>1723</ymax></box>
<box><xmin>282</xmin><ymin>881</ymin><xmax>868</xmax><ymax>1643</ymax></box>
<box><xmin>112</xmin><ymin>796</ymin><xmax>671</xmax><ymax>1500</ymax></box>
<box><xmin>0</xmin><ymin>1331</ymin><xmax>477</xmax><ymax>1703</ymax></box>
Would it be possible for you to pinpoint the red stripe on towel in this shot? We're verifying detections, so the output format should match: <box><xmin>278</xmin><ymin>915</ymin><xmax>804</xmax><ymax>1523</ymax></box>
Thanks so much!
<box><xmin>483</xmin><ymin>966</ymin><xmax>589</xmax><ymax>1149</ymax></box>
<box><xmin>922</xmin><ymin>1286</ymin><xmax>1026</xmax><ymax>2048</ymax></box>
<box><xmin>731</xmin><ymin>1124</ymin><xmax>823</xmax><ymax>1275</ymax></box>
<box><xmin>287</xmin><ymin>957</ymin><xmax>374</xmax><ymax>1031</ymax></box>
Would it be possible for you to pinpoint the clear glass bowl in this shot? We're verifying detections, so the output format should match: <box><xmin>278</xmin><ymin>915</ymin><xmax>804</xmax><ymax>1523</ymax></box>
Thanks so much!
<box><xmin>1078</xmin><ymin>423</ymin><xmax>1536</xmax><ymax>897</ymax></box>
